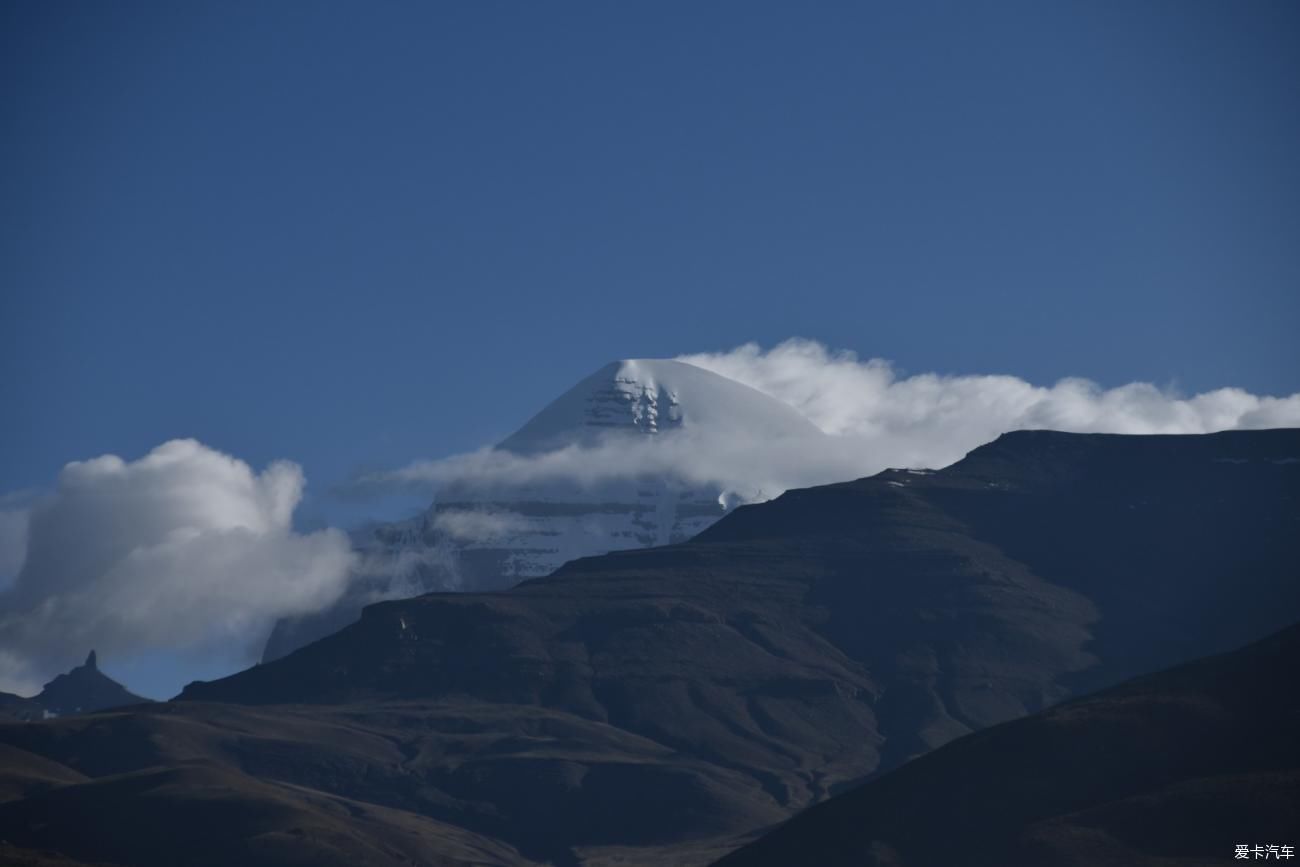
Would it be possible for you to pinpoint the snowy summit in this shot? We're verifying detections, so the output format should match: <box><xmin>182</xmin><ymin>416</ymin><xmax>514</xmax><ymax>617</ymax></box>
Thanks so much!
<box><xmin>498</xmin><ymin>359</ymin><xmax>822</xmax><ymax>454</ymax></box>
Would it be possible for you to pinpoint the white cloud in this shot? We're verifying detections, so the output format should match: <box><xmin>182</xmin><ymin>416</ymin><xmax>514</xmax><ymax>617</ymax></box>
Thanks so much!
<box><xmin>0</xmin><ymin>506</ymin><xmax>29</xmax><ymax>590</ymax></box>
<box><xmin>362</xmin><ymin>434</ymin><xmax>822</xmax><ymax>506</ymax></box>
<box><xmin>679</xmin><ymin>339</ymin><xmax>1300</xmax><ymax>468</ymax></box>
<box><xmin>367</xmin><ymin>339</ymin><xmax>1300</xmax><ymax>511</ymax></box>
<box><xmin>432</xmin><ymin>509</ymin><xmax>530</xmax><ymax>543</ymax></box>
<box><xmin>0</xmin><ymin>440</ymin><xmax>355</xmax><ymax>697</ymax></box>
<box><xmin>351</xmin><ymin>536</ymin><xmax>465</xmax><ymax>596</ymax></box>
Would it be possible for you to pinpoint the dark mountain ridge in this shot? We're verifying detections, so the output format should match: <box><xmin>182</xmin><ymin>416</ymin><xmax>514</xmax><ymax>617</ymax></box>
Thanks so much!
<box><xmin>1</xmin><ymin>429</ymin><xmax>1297</xmax><ymax>865</ymax></box>
<box><xmin>715</xmin><ymin>621</ymin><xmax>1300</xmax><ymax>866</ymax></box>
<box><xmin>185</xmin><ymin>428</ymin><xmax>1299</xmax><ymax>734</ymax></box>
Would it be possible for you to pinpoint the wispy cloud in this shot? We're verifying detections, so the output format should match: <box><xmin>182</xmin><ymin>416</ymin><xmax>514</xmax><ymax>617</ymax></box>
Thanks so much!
<box><xmin>432</xmin><ymin>509</ymin><xmax>531</xmax><ymax>543</ymax></box>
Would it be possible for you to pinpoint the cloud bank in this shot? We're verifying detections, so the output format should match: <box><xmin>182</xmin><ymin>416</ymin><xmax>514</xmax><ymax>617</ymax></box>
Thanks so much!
<box><xmin>0</xmin><ymin>440</ymin><xmax>355</xmax><ymax>696</ymax></box>
<box><xmin>679</xmin><ymin>339</ymin><xmax>1300</xmax><ymax>469</ymax></box>
<box><xmin>370</xmin><ymin>339</ymin><xmax>1300</xmax><ymax>508</ymax></box>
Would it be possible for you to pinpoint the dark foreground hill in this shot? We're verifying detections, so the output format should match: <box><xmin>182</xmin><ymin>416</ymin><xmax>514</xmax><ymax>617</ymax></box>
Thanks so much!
<box><xmin>0</xmin><ymin>430</ymin><xmax>1297</xmax><ymax>865</ymax></box>
<box><xmin>715</xmin><ymin>622</ymin><xmax>1300</xmax><ymax>867</ymax></box>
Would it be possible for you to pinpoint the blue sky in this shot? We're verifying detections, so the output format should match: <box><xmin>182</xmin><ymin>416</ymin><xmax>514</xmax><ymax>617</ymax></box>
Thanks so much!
<box><xmin>5</xmin><ymin>1</ymin><xmax>1299</xmax><ymax>509</ymax></box>
<box><xmin>2</xmin><ymin>3</ymin><xmax>1299</xmax><ymax>696</ymax></box>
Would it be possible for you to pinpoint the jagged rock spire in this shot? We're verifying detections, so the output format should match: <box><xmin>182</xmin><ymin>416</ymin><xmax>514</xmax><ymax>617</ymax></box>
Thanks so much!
<box><xmin>84</xmin><ymin>649</ymin><xmax>98</xmax><ymax>670</ymax></box>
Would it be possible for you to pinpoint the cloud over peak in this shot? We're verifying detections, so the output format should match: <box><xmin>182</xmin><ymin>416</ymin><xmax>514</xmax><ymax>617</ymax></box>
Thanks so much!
<box><xmin>369</xmin><ymin>339</ymin><xmax>1300</xmax><ymax>514</ymax></box>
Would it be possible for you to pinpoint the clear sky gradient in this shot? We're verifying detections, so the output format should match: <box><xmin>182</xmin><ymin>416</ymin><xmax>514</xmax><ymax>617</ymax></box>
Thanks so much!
<box><xmin>4</xmin><ymin>0</ymin><xmax>1299</xmax><ymax>520</ymax></box>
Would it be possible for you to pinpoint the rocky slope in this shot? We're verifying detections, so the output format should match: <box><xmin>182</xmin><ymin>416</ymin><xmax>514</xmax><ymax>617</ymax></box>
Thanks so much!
<box><xmin>714</xmin><ymin>622</ymin><xmax>1300</xmax><ymax>867</ymax></box>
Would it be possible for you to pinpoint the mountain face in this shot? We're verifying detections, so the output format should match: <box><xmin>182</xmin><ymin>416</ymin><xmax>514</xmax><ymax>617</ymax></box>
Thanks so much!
<box><xmin>2</xmin><ymin>430</ymin><xmax>1296</xmax><ymax>867</ymax></box>
<box><xmin>714</xmin><ymin>622</ymin><xmax>1300</xmax><ymax>867</ymax></box>
<box><xmin>175</xmin><ymin>428</ymin><xmax>1300</xmax><ymax>863</ymax></box>
<box><xmin>263</xmin><ymin>359</ymin><xmax>826</xmax><ymax>661</ymax></box>
<box><xmin>495</xmin><ymin>358</ymin><xmax>820</xmax><ymax>454</ymax></box>
<box><xmin>0</xmin><ymin>651</ymin><xmax>149</xmax><ymax>721</ymax></box>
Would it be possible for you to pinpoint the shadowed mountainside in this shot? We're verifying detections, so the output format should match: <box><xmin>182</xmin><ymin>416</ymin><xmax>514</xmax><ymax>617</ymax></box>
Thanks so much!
<box><xmin>0</xmin><ymin>430</ymin><xmax>1297</xmax><ymax>865</ymax></box>
<box><xmin>714</xmin><ymin>622</ymin><xmax>1300</xmax><ymax>867</ymax></box>
<box><xmin>189</xmin><ymin>430</ymin><xmax>1300</xmax><ymax>769</ymax></box>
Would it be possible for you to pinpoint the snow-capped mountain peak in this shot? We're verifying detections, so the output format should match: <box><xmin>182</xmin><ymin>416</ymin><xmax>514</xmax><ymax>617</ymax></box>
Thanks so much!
<box><xmin>497</xmin><ymin>359</ymin><xmax>821</xmax><ymax>454</ymax></box>
<box><xmin>262</xmin><ymin>358</ymin><xmax>825</xmax><ymax>661</ymax></box>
